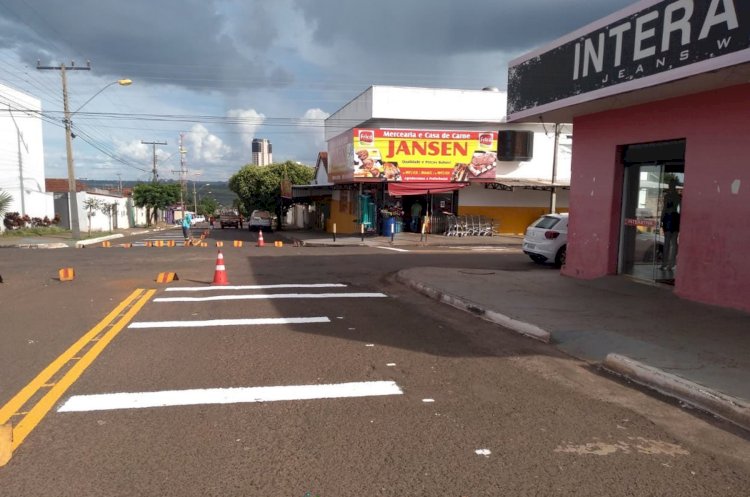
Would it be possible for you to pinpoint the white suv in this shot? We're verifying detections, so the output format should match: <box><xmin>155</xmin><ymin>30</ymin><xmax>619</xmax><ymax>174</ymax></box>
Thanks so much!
<box><xmin>523</xmin><ymin>213</ymin><xmax>568</xmax><ymax>267</ymax></box>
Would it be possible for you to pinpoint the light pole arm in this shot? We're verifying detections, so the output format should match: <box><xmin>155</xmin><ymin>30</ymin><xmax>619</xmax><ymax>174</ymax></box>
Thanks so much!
<box><xmin>71</xmin><ymin>79</ymin><xmax>132</xmax><ymax>115</ymax></box>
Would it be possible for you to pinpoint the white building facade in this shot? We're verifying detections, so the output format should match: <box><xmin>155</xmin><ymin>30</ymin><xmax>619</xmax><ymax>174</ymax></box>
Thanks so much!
<box><xmin>0</xmin><ymin>82</ymin><xmax>54</xmax><ymax>228</ymax></box>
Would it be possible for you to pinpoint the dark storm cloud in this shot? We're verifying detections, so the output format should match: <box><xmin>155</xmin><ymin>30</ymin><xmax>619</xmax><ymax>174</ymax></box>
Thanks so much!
<box><xmin>0</xmin><ymin>0</ymin><xmax>292</xmax><ymax>91</ymax></box>
<box><xmin>294</xmin><ymin>0</ymin><xmax>635</xmax><ymax>55</ymax></box>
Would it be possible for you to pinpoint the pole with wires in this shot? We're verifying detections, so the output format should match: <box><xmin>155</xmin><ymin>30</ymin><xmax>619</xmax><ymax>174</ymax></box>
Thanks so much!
<box><xmin>37</xmin><ymin>60</ymin><xmax>91</xmax><ymax>239</ymax></box>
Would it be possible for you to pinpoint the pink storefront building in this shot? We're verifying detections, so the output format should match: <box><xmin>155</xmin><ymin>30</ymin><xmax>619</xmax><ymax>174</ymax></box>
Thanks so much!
<box><xmin>507</xmin><ymin>0</ymin><xmax>750</xmax><ymax>312</ymax></box>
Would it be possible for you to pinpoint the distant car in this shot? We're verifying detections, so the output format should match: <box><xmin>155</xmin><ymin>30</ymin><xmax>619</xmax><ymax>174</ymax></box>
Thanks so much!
<box><xmin>522</xmin><ymin>213</ymin><xmax>568</xmax><ymax>267</ymax></box>
<box><xmin>218</xmin><ymin>210</ymin><xmax>243</xmax><ymax>229</ymax></box>
<box><xmin>191</xmin><ymin>215</ymin><xmax>205</xmax><ymax>225</ymax></box>
<box><xmin>248</xmin><ymin>210</ymin><xmax>273</xmax><ymax>231</ymax></box>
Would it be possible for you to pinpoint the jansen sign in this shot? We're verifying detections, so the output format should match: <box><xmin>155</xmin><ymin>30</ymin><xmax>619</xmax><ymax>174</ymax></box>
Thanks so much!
<box><xmin>508</xmin><ymin>0</ymin><xmax>750</xmax><ymax>116</ymax></box>
<box><xmin>332</xmin><ymin>128</ymin><xmax>498</xmax><ymax>183</ymax></box>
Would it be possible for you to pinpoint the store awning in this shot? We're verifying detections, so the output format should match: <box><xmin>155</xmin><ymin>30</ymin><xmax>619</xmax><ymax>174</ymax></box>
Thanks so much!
<box><xmin>291</xmin><ymin>184</ymin><xmax>334</xmax><ymax>199</ymax></box>
<box><xmin>388</xmin><ymin>182</ymin><xmax>467</xmax><ymax>196</ymax></box>
<box><xmin>484</xmin><ymin>179</ymin><xmax>570</xmax><ymax>192</ymax></box>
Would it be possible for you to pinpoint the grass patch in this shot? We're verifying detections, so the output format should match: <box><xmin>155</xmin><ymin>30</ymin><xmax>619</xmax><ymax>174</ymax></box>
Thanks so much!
<box><xmin>1</xmin><ymin>226</ymin><xmax>69</xmax><ymax>237</ymax></box>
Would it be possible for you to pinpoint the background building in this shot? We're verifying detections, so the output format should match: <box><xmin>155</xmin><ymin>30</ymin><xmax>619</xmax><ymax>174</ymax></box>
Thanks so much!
<box><xmin>0</xmin><ymin>82</ymin><xmax>53</xmax><ymax>226</ymax></box>
<box><xmin>325</xmin><ymin>86</ymin><xmax>571</xmax><ymax>235</ymax></box>
<box><xmin>252</xmin><ymin>138</ymin><xmax>273</xmax><ymax>165</ymax></box>
<box><xmin>507</xmin><ymin>0</ymin><xmax>750</xmax><ymax>313</ymax></box>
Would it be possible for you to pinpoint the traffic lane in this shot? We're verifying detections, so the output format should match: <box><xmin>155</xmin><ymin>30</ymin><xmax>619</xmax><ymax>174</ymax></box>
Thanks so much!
<box><xmin>0</xmin><ymin>248</ymin><xmax>148</xmax><ymax>407</ymax></box>
<box><xmin>5</xmin><ymin>304</ymin><xmax>750</xmax><ymax>496</ymax></box>
<box><xmin>4</xmin><ymin>253</ymin><xmax>750</xmax><ymax>493</ymax></box>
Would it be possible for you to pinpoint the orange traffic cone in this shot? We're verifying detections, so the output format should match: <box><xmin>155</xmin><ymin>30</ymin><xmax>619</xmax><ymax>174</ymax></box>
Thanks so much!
<box><xmin>212</xmin><ymin>250</ymin><xmax>229</xmax><ymax>285</ymax></box>
<box><xmin>257</xmin><ymin>228</ymin><xmax>265</xmax><ymax>247</ymax></box>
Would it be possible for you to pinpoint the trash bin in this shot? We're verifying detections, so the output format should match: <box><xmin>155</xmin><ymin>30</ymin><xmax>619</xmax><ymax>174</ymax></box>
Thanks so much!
<box><xmin>383</xmin><ymin>217</ymin><xmax>402</xmax><ymax>236</ymax></box>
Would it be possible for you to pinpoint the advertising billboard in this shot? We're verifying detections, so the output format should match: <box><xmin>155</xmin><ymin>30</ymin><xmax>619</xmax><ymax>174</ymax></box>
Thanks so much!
<box><xmin>330</xmin><ymin>128</ymin><xmax>498</xmax><ymax>183</ymax></box>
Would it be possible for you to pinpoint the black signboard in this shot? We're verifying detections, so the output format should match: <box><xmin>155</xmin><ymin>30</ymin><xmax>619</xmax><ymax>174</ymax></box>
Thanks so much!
<box><xmin>508</xmin><ymin>0</ymin><xmax>750</xmax><ymax>116</ymax></box>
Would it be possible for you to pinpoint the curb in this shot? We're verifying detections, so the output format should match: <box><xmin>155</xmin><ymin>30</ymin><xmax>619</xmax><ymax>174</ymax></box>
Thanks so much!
<box><xmin>394</xmin><ymin>271</ymin><xmax>551</xmax><ymax>343</ymax></box>
<box><xmin>75</xmin><ymin>233</ymin><xmax>124</xmax><ymax>248</ymax></box>
<box><xmin>603</xmin><ymin>353</ymin><xmax>750</xmax><ymax>432</ymax></box>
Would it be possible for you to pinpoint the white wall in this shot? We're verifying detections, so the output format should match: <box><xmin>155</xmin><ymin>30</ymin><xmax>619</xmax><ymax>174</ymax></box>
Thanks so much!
<box><xmin>76</xmin><ymin>192</ymin><xmax>132</xmax><ymax>233</ymax></box>
<box><xmin>325</xmin><ymin>86</ymin><xmax>507</xmax><ymax>141</ymax></box>
<box><xmin>460</xmin><ymin>183</ymin><xmax>569</xmax><ymax>208</ymax></box>
<box><xmin>0</xmin><ymin>83</ymin><xmax>52</xmax><ymax>221</ymax></box>
<box><xmin>495</xmin><ymin>124</ymin><xmax>573</xmax><ymax>182</ymax></box>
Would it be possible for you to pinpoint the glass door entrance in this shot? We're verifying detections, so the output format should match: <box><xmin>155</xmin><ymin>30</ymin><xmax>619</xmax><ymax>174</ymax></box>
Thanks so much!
<box><xmin>620</xmin><ymin>162</ymin><xmax>683</xmax><ymax>284</ymax></box>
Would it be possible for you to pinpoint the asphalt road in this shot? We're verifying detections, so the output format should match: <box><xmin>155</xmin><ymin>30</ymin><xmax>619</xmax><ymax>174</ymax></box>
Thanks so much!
<box><xmin>1</xmin><ymin>226</ymin><xmax>749</xmax><ymax>496</ymax></box>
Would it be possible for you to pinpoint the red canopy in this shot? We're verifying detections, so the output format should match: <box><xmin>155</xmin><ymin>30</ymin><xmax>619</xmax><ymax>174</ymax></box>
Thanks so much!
<box><xmin>387</xmin><ymin>181</ymin><xmax>467</xmax><ymax>196</ymax></box>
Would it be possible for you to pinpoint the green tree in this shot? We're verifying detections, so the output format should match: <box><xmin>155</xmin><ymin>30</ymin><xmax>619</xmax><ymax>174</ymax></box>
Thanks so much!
<box><xmin>132</xmin><ymin>183</ymin><xmax>180</xmax><ymax>227</ymax></box>
<box><xmin>0</xmin><ymin>189</ymin><xmax>12</xmax><ymax>219</ymax></box>
<box><xmin>198</xmin><ymin>196</ymin><xmax>219</xmax><ymax>218</ymax></box>
<box><xmin>82</xmin><ymin>198</ymin><xmax>102</xmax><ymax>237</ymax></box>
<box><xmin>229</xmin><ymin>161</ymin><xmax>314</xmax><ymax>228</ymax></box>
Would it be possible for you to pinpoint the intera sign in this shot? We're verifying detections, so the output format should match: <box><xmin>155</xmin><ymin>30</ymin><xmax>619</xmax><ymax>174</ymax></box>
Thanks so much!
<box><xmin>508</xmin><ymin>0</ymin><xmax>749</xmax><ymax>117</ymax></box>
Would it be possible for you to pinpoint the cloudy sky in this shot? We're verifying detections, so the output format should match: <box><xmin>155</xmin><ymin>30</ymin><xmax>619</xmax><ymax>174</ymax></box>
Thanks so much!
<box><xmin>0</xmin><ymin>0</ymin><xmax>633</xmax><ymax>182</ymax></box>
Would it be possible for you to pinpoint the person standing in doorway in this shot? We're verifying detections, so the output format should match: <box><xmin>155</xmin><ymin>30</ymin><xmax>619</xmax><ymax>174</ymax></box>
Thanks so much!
<box><xmin>182</xmin><ymin>211</ymin><xmax>193</xmax><ymax>241</ymax></box>
<box><xmin>410</xmin><ymin>202</ymin><xmax>423</xmax><ymax>233</ymax></box>
<box><xmin>660</xmin><ymin>178</ymin><xmax>681</xmax><ymax>271</ymax></box>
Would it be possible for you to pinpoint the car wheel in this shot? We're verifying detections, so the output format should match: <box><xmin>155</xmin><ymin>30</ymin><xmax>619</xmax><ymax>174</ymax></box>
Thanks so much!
<box><xmin>554</xmin><ymin>245</ymin><xmax>567</xmax><ymax>268</ymax></box>
<box><xmin>528</xmin><ymin>254</ymin><xmax>544</xmax><ymax>264</ymax></box>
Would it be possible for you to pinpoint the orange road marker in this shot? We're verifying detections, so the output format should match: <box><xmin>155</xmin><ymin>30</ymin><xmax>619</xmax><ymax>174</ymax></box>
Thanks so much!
<box><xmin>274</xmin><ymin>241</ymin><xmax>284</xmax><ymax>247</ymax></box>
<box><xmin>101</xmin><ymin>241</ymin><xmax>111</xmax><ymax>247</ymax></box>
<box><xmin>167</xmin><ymin>240</ymin><xmax>175</xmax><ymax>247</ymax></box>
<box><xmin>58</xmin><ymin>268</ymin><xmax>75</xmax><ymax>281</ymax></box>
<box><xmin>215</xmin><ymin>241</ymin><xmax>224</xmax><ymax>247</ymax></box>
<box><xmin>233</xmin><ymin>240</ymin><xmax>243</xmax><ymax>248</ymax></box>
<box><xmin>155</xmin><ymin>272</ymin><xmax>179</xmax><ymax>283</ymax></box>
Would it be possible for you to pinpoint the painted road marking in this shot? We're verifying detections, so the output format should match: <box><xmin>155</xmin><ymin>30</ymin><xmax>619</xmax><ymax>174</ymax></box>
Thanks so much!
<box><xmin>165</xmin><ymin>283</ymin><xmax>347</xmax><ymax>292</ymax></box>
<box><xmin>0</xmin><ymin>289</ymin><xmax>155</xmax><ymax>459</ymax></box>
<box><xmin>154</xmin><ymin>292</ymin><xmax>387</xmax><ymax>303</ymax></box>
<box><xmin>58</xmin><ymin>381</ymin><xmax>403</xmax><ymax>412</ymax></box>
<box><xmin>376</xmin><ymin>246</ymin><xmax>409</xmax><ymax>253</ymax></box>
<box><xmin>129</xmin><ymin>316</ymin><xmax>331</xmax><ymax>329</ymax></box>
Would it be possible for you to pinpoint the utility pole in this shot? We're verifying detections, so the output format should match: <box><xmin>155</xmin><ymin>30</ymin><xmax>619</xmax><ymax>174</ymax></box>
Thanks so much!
<box><xmin>116</xmin><ymin>173</ymin><xmax>122</xmax><ymax>194</ymax></box>
<box><xmin>37</xmin><ymin>60</ymin><xmax>91</xmax><ymax>239</ymax></box>
<box><xmin>550</xmin><ymin>123</ymin><xmax>560</xmax><ymax>214</ymax></box>
<box><xmin>179</xmin><ymin>133</ymin><xmax>187</xmax><ymax>214</ymax></box>
<box><xmin>141</xmin><ymin>140</ymin><xmax>167</xmax><ymax>182</ymax></box>
<box><xmin>8</xmin><ymin>105</ymin><xmax>29</xmax><ymax>217</ymax></box>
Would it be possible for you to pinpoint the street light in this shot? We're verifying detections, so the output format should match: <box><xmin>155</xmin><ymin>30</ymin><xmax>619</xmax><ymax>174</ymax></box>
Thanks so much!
<box><xmin>194</xmin><ymin>183</ymin><xmax>210</xmax><ymax>212</ymax></box>
<box><xmin>63</xmin><ymin>78</ymin><xmax>132</xmax><ymax>239</ymax></box>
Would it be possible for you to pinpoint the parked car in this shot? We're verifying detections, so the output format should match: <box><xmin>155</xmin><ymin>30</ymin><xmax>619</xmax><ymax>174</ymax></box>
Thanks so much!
<box><xmin>218</xmin><ymin>210</ymin><xmax>243</xmax><ymax>229</ymax></box>
<box><xmin>190</xmin><ymin>215</ymin><xmax>205</xmax><ymax>225</ymax></box>
<box><xmin>248</xmin><ymin>210</ymin><xmax>273</xmax><ymax>231</ymax></box>
<box><xmin>522</xmin><ymin>213</ymin><xmax>568</xmax><ymax>267</ymax></box>
<box><xmin>636</xmin><ymin>232</ymin><xmax>665</xmax><ymax>263</ymax></box>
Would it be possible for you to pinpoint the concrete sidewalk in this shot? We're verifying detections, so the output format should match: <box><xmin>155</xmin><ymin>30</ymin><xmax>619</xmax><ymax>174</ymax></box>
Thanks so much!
<box><xmin>395</xmin><ymin>267</ymin><xmax>750</xmax><ymax>432</ymax></box>
<box><xmin>0</xmin><ymin>225</ymin><xmax>176</xmax><ymax>249</ymax></box>
<box><xmin>281</xmin><ymin>229</ymin><xmax>523</xmax><ymax>248</ymax></box>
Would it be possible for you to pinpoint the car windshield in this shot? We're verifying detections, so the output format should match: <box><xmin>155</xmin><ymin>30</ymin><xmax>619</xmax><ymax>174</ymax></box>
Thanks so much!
<box><xmin>532</xmin><ymin>216</ymin><xmax>561</xmax><ymax>229</ymax></box>
<box><xmin>253</xmin><ymin>211</ymin><xmax>270</xmax><ymax>218</ymax></box>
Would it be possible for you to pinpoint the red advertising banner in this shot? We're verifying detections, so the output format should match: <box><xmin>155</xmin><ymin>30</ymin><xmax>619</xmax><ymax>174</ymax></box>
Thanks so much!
<box><xmin>333</xmin><ymin>128</ymin><xmax>498</xmax><ymax>183</ymax></box>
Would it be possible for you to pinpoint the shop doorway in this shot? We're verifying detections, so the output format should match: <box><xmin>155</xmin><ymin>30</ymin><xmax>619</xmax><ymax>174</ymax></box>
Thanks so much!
<box><xmin>401</xmin><ymin>192</ymin><xmax>457</xmax><ymax>233</ymax></box>
<box><xmin>619</xmin><ymin>140</ymin><xmax>685</xmax><ymax>284</ymax></box>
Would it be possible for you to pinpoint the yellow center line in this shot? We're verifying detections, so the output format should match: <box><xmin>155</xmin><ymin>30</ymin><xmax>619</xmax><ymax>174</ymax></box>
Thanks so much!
<box><xmin>0</xmin><ymin>289</ymin><xmax>145</xmax><ymax>426</ymax></box>
<box><xmin>11</xmin><ymin>289</ymin><xmax>156</xmax><ymax>451</ymax></box>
